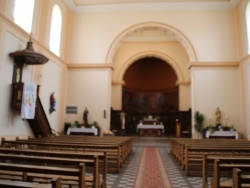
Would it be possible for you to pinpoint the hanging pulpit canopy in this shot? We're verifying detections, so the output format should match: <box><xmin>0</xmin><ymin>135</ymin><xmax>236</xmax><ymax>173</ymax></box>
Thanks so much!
<box><xmin>9</xmin><ymin>39</ymin><xmax>49</xmax><ymax>65</ymax></box>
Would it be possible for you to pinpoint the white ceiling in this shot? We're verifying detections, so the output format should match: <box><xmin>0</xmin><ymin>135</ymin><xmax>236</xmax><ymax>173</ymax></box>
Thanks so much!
<box><xmin>63</xmin><ymin>0</ymin><xmax>240</xmax><ymax>12</ymax></box>
<box><xmin>73</xmin><ymin>0</ymin><xmax>231</xmax><ymax>6</ymax></box>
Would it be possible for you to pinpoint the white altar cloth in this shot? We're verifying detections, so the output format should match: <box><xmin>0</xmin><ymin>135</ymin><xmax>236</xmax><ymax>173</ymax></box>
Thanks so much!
<box><xmin>205</xmin><ymin>130</ymin><xmax>238</xmax><ymax>139</ymax></box>
<box><xmin>67</xmin><ymin>127</ymin><xmax>98</xmax><ymax>136</ymax></box>
<box><xmin>137</xmin><ymin>124</ymin><xmax>164</xmax><ymax>133</ymax></box>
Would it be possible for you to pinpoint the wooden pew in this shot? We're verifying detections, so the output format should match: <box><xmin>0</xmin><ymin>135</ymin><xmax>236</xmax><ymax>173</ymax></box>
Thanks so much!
<box><xmin>26</xmin><ymin>136</ymin><xmax>132</xmax><ymax>164</ymax></box>
<box><xmin>233</xmin><ymin>168</ymin><xmax>250</xmax><ymax>188</ymax></box>
<box><xmin>169</xmin><ymin>138</ymin><xmax>250</xmax><ymax>176</ymax></box>
<box><xmin>0</xmin><ymin>162</ymin><xmax>87</xmax><ymax>188</ymax></box>
<box><xmin>212</xmin><ymin>159</ymin><xmax>250</xmax><ymax>188</ymax></box>
<box><xmin>202</xmin><ymin>154</ymin><xmax>250</xmax><ymax>188</ymax></box>
<box><xmin>0</xmin><ymin>147</ymin><xmax>107</xmax><ymax>188</ymax></box>
<box><xmin>184</xmin><ymin>144</ymin><xmax>250</xmax><ymax>176</ymax></box>
<box><xmin>0</xmin><ymin>178</ymin><xmax>61</xmax><ymax>188</ymax></box>
<box><xmin>170</xmin><ymin>138</ymin><xmax>250</xmax><ymax>165</ymax></box>
<box><xmin>0</xmin><ymin>153</ymin><xmax>98</xmax><ymax>188</ymax></box>
<box><xmin>1</xmin><ymin>138</ymin><xmax>120</xmax><ymax>173</ymax></box>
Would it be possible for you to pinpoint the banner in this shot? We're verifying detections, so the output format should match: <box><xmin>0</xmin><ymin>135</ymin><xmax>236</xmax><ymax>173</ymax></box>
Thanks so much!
<box><xmin>21</xmin><ymin>82</ymin><xmax>37</xmax><ymax>119</ymax></box>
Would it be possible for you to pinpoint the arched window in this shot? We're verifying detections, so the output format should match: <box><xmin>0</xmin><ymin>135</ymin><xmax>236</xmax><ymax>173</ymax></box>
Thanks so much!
<box><xmin>246</xmin><ymin>1</ymin><xmax>250</xmax><ymax>54</ymax></box>
<box><xmin>13</xmin><ymin>0</ymin><xmax>35</xmax><ymax>33</ymax></box>
<box><xmin>49</xmin><ymin>4</ymin><xmax>62</xmax><ymax>56</ymax></box>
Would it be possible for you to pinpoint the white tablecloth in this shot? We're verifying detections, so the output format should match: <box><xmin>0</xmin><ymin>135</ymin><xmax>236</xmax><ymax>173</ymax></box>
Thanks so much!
<box><xmin>205</xmin><ymin>130</ymin><xmax>238</xmax><ymax>139</ymax></box>
<box><xmin>137</xmin><ymin>124</ymin><xmax>164</xmax><ymax>133</ymax></box>
<box><xmin>67</xmin><ymin>127</ymin><xmax>98</xmax><ymax>136</ymax></box>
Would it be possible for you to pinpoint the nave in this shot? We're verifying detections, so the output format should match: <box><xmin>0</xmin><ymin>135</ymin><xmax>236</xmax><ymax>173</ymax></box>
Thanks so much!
<box><xmin>107</xmin><ymin>137</ymin><xmax>204</xmax><ymax>188</ymax></box>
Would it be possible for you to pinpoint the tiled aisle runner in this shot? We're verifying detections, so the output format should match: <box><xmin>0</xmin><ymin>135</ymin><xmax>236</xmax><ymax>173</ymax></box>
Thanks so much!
<box><xmin>134</xmin><ymin>147</ymin><xmax>173</xmax><ymax>188</ymax></box>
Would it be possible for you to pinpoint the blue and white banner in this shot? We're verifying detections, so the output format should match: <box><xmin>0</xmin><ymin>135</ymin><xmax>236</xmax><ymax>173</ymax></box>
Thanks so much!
<box><xmin>21</xmin><ymin>82</ymin><xmax>37</xmax><ymax>119</ymax></box>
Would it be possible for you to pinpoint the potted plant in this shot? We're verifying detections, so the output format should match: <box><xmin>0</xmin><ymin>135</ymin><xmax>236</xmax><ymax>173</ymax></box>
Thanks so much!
<box><xmin>229</xmin><ymin>125</ymin><xmax>235</xmax><ymax>131</ymax></box>
<box><xmin>91</xmin><ymin>121</ymin><xmax>98</xmax><ymax>128</ymax></box>
<box><xmin>207</xmin><ymin>125</ymin><xmax>215</xmax><ymax>133</ymax></box>
<box><xmin>194</xmin><ymin>111</ymin><xmax>205</xmax><ymax>138</ymax></box>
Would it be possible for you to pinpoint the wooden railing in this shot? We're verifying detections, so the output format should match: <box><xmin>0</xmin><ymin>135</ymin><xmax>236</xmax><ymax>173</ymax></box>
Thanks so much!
<box><xmin>28</xmin><ymin>96</ymin><xmax>52</xmax><ymax>137</ymax></box>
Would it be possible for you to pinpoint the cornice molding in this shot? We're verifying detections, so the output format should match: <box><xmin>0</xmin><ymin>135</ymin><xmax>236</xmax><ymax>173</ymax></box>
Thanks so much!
<box><xmin>68</xmin><ymin>63</ymin><xmax>114</xmax><ymax>69</ymax></box>
<box><xmin>176</xmin><ymin>80</ymin><xmax>190</xmax><ymax>86</ymax></box>
<box><xmin>112</xmin><ymin>80</ymin><xmax>125</xmax><ymax>85</ymax></box>
<box><xmin>188</xmin><ymin>62</ymin><xmax>239</xmax><ymax>69</ymax></box>
<box><xmin>63</xmin><ymin>0</ymin><xmax>240</xmax><ymax>13</ymax></box>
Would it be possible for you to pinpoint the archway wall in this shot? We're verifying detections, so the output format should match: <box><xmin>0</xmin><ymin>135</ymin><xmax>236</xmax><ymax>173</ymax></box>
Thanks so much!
<box><xmin>111</xmin><ymin>41</ymin><xmax>190</xmax><ymax>111</ymax></box>
<box><xmin>68</xmin><ymin>10</ymin><xmax>238</xmax><ymax>64</ymax></box>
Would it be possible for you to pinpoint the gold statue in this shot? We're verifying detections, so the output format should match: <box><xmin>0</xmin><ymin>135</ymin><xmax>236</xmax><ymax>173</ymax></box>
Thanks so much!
<box><xmin>215</xmin><ymin>107</ymin><xmax>221</xmax><ymax>124</ymax></box>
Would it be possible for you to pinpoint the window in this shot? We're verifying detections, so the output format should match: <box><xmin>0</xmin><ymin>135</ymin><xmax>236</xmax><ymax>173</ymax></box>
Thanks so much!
<box><xmin>13</xmin><ymin>0</ymin><xmax>35</xmax><ymax>33</ymax></box>
<box><xmin>49</xmin><ymin>4</ymin><xmax>62</xmax><ymax>56</ymax></box>
<box><xmin>246</xmin><ymin>1</ymin><xmax>250</xmax><ymax>54</ymax></box>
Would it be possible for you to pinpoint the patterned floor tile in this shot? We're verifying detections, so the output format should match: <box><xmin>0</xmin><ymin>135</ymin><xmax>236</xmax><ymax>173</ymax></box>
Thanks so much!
<box><xmin>106</xmin><ymin>137</ymin><xmax>206</xmax><ymax>188</ymax></box>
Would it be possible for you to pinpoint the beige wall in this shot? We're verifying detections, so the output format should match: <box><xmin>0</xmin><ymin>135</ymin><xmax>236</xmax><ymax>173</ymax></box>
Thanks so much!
<box><xmin>66</xmin><ymin>68</ymin><xmax>112</xmax><ymax>134</ymax></box>
<box><xmin>0</xmin><ymin>0</ymin><xmax>70</xmax><ymax>138</ymax></box>
<box><xmin>68</xmin><ymin>9</ymin><xmax>238</xmax><ymax>63</ymax></box>
<box><xmin>191</xmin><ymin>66</ymin><xmax>241</xmax><ymax>138</ymax></box>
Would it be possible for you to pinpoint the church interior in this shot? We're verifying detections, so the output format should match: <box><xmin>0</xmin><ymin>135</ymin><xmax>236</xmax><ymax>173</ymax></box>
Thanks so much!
<box><xmin>0</xmin><ymin>0</ymin><xmax>250</xmax><ymax>187</ymax></box>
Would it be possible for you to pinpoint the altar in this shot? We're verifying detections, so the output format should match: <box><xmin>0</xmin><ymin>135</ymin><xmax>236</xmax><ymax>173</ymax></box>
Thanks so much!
<box><xmin>137</xmin><ymin>124</ymin><xmax>164</xmax><ymax>136</ymax></box>
<box><xmin>205</xmin><ymin>130</ymin><xmax>239</xmax><ymax>139</ymax></box>
<box><xmin>137</xmin><ymin>117</ymin><xmax>164</xmax><ymax>136</ymax></box>
<box><xmin>67</xmin><ymin>127</ymin><xmax>98</xmax><ymax>136</ymax></box>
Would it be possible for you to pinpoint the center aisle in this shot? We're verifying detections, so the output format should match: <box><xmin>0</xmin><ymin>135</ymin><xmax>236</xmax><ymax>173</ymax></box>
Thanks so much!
<box><xmin>134</xmin><ymin>147</ymin><xmax>172</xmax><ymax>187</ymax></box>
<box><xmin>106</xmin><ymin>137</ymin><xmax>204</xmax><ymax>188</ymax></box>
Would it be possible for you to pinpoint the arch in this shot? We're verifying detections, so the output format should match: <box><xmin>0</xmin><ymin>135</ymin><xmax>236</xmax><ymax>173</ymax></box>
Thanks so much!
<box><xmin>117</xmin><ymin>51</ymin><xmax>185</xmax><ymax>84</ymax></box>
<box><xmin>106</xmin><ymin>22</ymin><xmax>197</xmax><ymax>65</ymax></box>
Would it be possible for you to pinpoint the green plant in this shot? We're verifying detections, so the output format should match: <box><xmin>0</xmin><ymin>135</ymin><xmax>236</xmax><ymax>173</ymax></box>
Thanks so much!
<box><xmin>194</xmin><ymin>111</ymin><xmax>205</xmax><ymax>133</ymax></box>
<box><xmin>208</xmin><ymin>126</ymin><xmax>215</xmax><ymax>133</ymax></box>
<box><xmin>91</xmin><ymin>121</ymin><xmax>99</xmax><ymax>127</ymax></box>
<box><xmin>229</xmin><ymin>124</ymin><xmax>235</xmax><ymax>131</ymax></box>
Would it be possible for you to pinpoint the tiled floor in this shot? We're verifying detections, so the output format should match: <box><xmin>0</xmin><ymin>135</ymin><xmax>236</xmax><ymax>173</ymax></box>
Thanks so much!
<box><xmin>106</xmin><ymin>137</ymin><xmax>207</xmax><ymax>188</ymax></box>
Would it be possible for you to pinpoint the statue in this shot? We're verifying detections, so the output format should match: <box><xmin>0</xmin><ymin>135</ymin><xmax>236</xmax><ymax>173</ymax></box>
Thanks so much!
<box><xmin>120</xmin><ymin>112</ymin><xmax>126</xmax><ymax>130</ymax></box>
<box><xmin>49</xmin><ymin>92</ymin><xmax>56</xmax><ymax>114</ymax></box>
<box><xmin>83</xmin><ymin>107</ymin><xmax>89</xmax><ymax>125</ymax></box>
<box><xmin>215</xmin><ymin>107</ymin><xmax>221</xmax><ymax>124</ymax></box>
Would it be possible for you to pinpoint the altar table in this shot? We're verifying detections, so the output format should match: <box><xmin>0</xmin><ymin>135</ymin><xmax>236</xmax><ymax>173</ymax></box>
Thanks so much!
<box><xmin>205</xmin><ymin>130</ymin><xmax>239</xmax><ymax>139</ymax></box>
<box><xmin>137</xmin><ymin>124</ymin><xmax>164</xmax><ymax>136</ymax></box>
<box><xmin>67</xmin><ymin>127</ymin><xmax>98</xmax><ymax>136</ymax></box>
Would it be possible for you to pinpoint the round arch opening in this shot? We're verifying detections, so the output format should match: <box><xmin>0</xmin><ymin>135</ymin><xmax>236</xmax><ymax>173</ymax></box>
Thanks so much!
<box><xmin>122</xmin><ymin>56</ymin><xmax>179</xmax><ymax>113</ymax></box>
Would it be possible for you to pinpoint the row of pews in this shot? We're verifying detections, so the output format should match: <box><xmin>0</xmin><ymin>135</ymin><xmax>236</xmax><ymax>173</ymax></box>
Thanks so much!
<box><xmin>170</xmin><ymin>138</ymin><xmax>250</xmax><ymax>188</ymax></box>
<box><xmin>0</xmin><ymin>135</ymin><xmax>133</xmax><ymax>188</ymax></box>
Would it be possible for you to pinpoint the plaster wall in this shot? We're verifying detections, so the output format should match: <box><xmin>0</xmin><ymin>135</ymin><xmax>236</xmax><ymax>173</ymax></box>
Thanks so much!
<box><xmin>0</xmin><ymin>30</ymin><xmax>33</xmax><ymax>139</ymax></box>
<box><xmin>0</xmin><ymin>0</ymin><xmax>69</xmax><ymax>137</ymax></box>
<box><xmin>192</xmin><ymin>67</ymin><xmax>241</xmax><ymax>137</ymax></box>
<box><xmin>38</xmin><ymin>58</ymin><xmax>66</xmax><ymax>133</ymax></box>
<box><xmin>69</xmin><ymin>8</ymin><xmax>238</xmax><ymax>64</ymax></box>
<box><xmin>66</xmin><ymin>68</ymin><xmax>111</xmax><ymax>134</ymax></box>
<box><xmin>179</xmin><ymin>84</ymin><xmax>191</xmax><ymax>111</ymax></box>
